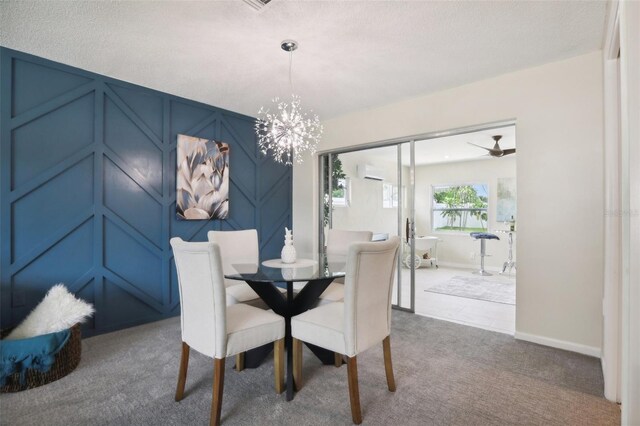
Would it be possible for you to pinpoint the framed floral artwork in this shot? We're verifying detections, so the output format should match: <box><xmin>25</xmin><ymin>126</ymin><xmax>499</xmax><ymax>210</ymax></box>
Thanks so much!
<box><xmin>176</xmin><ymin>134</ymin><xmax>229</xmax><ymax>220</ymax></box>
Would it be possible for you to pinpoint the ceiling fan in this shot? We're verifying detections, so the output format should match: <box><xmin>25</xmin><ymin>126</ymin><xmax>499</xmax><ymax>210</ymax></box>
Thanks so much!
<box><xmin>468</xmin><ymin>135</ymin><xmax>515</xmax><ymax>157</ymax></box>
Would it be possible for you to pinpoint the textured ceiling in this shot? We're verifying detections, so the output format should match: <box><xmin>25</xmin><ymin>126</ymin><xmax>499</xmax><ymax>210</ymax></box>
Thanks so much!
<box><xmin>0</xmin><ymin>1</ymin><xmax>606</xmax><ymax>119</ymax></box>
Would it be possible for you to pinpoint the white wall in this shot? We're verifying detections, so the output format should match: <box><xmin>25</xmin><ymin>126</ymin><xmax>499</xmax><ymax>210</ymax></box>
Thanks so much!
<box><xmin>414</xmin><ymin>157</ymin><xmax>516</xmax><ymax>270</ymax></box>
<box><xmin>294</xmin><ymin>51</ymin><xmax>604</xmax><ymax>354</ymax></box>
<box><xmin>331</xmin><ymin>149</ymin><xmax>400</xmax><ymax>238</ymax></box>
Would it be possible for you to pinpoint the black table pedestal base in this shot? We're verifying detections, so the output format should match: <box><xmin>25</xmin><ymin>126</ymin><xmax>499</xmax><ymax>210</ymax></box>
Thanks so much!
<box><xmin>305</xmin><ymin>342</ymin><xmax>338</xmax><ymax>365</ymax></box>
<box><xmin>242</xmin><ymin>278</ymin><xmax>336</xmax><ymax>401</ymax></box>
<box><xmin>242</xmin><ymin>343</ymin><xmax>273</xmax><ymax>369</ymax></box>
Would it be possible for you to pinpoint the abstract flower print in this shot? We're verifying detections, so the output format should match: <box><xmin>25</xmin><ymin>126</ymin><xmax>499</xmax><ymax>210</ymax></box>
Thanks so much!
<box><xmin>176</xmin><ymin>135</ymin><xmax>229</xmax><ymax>220</ymax></box>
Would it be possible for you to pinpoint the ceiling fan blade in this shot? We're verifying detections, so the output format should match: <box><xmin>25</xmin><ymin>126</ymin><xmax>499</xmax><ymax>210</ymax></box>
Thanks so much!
<box><xmin>467</xmin><ymin>142</ymin><xmax>492</xmax><ymax>152</ymax></box>
<box><xmin>502</xmin><ymin>148</ymin><xmax>516</xmax><ymax>156</ymax></box>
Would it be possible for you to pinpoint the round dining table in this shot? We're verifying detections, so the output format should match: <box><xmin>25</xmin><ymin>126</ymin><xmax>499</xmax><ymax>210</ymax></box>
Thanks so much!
<box><xmin>224</xmin><ymin>254</ymin><xmax>346</xmax><ymax>401</ymax></box>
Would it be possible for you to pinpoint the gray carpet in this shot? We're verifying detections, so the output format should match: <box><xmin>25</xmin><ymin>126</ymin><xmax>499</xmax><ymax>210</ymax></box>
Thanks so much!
<box><xmin>426</xmin><ymin>275</ymin><xmax>516</xmax><ymax>305</ymax></box>
<box><xmin>0</xmin><ymin>312</ymin><xmax>618</xmax><ymax>425</ymax></box>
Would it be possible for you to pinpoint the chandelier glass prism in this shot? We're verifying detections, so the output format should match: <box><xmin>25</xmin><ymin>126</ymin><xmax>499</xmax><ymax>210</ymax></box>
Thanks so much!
<box><xmin>255</xmin><ymin>40</ymin><xmax>322</xmax><ymax>166</ymax></box>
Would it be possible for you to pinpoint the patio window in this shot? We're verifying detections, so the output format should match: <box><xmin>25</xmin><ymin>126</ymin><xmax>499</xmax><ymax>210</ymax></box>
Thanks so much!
<box><xmin>432</xmin><ymin>184</ymin><xmax>488</xmax><ymax>232</ymax></box>
<box><xmin>382</xmin><ymin>183</ymin><xmax>399</xmax><ymax>208</ymax></box>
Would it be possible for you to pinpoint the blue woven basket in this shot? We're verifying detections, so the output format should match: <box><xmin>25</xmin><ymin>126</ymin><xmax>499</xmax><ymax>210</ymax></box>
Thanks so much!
<box><xmin>0</xmin><ymin>324</ymin><xmax>81</xmax><ymax>392</ymax></box>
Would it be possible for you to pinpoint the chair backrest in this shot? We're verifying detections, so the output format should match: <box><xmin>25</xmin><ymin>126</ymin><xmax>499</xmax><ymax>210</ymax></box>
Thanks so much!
<box><xmin>207</xmin><ymin>229</ymin><xmax>259</xmax><ymax>287</ymax></box>
<box><xmin>170</xmin><ymin>238</ymin><xmax>227</xmax><ymax>359</ymax></box>
<box><xmin>326</xmin><ymin>229</ymin><xmax>373</xmax><ymax>256</ymax></box>
<box><xmin>342</xmin><ymin>236</ymin><xmax>400</xmax><ymax>357</ymax></box>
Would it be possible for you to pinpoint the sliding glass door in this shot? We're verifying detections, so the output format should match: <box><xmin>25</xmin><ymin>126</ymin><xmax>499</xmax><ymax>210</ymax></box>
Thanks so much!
<box><xmin>319</xmin><ymin>120</ymin><xmax>517</xmax><ymax>317</ymax></box>
<box><xmin>319</xmin><ymin>143</ymin><xmax>415</xmax><ymax>311</ymax></box>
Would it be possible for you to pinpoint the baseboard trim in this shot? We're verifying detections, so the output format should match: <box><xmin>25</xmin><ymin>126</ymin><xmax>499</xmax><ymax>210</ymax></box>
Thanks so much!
<box><xmin>417</xmin><ymin>312</ymin><xmax>514</xmax><ymax>335</ymax></box>
<box><xmin>514</xmin><ymin>331</ymin><xmax>601</xmax><ymax>358</ymax></box>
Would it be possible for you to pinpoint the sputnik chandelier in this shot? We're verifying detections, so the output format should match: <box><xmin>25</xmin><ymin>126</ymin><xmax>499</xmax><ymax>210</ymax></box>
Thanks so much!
<box><xmin>255</xmin><ymin>40</ymin><xmax>323</xmax><ymax>166</ymax></box>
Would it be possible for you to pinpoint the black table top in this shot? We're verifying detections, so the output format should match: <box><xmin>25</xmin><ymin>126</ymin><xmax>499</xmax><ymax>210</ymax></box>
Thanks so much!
<box><xmin>225</xmin><ymin>254</ymin><xmax>346</xmax><ymax>283</ymax></box>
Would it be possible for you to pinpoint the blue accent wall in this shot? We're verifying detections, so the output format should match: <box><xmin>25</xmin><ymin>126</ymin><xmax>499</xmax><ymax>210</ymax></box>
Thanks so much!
<box><xmin>0</xmin><ymin>48</ymin><xmax>292</xmax><ymax>335</ymax></box>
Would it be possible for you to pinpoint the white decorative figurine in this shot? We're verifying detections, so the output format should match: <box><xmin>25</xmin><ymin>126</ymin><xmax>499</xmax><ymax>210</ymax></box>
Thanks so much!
<box><xmin>281</xmin><ymin>227</ymin><xmax>297</xmax><ymax>264</ymax></box>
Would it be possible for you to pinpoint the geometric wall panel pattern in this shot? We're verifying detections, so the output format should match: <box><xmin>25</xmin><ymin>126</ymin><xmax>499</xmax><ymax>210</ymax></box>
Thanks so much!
<box><xmin>0</xmin><ymin>48</ymin><xmax>292</xmax><ymax>336</ymax></box>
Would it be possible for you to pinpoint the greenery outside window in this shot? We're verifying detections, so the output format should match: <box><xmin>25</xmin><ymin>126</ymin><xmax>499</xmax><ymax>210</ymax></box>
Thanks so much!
<box><xmin>332</xmin><ymin>177</ymin><xmax>349</xmax><ymax>207</ymax></box>
<box><xmin>432</xmin><ymin>184</ymin><xmax>488</xmax><ymax>232</ymax></box>
<box><xmin>323</xmin><ymin>155</ymin><xmax>348</xmax><ymax>226</ymax></box>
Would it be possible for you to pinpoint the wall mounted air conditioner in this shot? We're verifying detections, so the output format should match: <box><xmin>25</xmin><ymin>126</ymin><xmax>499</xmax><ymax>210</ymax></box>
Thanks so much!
<box><xmin>357</xmin><ymin>164</ymin><xmax>384</xmax><ymax>181</ymax></box>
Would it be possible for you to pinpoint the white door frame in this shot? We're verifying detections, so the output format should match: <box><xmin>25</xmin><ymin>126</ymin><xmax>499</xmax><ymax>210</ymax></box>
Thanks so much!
<box><xmin>618</xmin><ymin>1</ymin><xmax>640</xmax><ymax>424</ymax></box>
<box><xmin>603</xmin><ymin>0</ymin><xmax>640</xmax><ymax>423</ymax></box>
<box><xmin>601</xmin><ymin>0</ymin><xmax>622</xmax><ymax>404</ymax></box>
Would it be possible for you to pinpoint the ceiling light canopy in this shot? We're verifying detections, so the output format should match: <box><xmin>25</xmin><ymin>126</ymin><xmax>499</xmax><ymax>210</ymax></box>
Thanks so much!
<box><xmin>255</xmin><ymin>40</ymin><xmax>323</xmax><ymax>166</ymax></box>
<box><xmin>242</xmin><ymin>0</ymin><xmax>273</xmax><ymax>11</ymax></box>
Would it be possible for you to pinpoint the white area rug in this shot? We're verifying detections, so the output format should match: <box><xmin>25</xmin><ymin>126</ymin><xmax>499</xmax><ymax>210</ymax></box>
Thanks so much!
<box><xmin>425</xmin><ymin>275</ymin><xmax>515</xmax><ymax>305</ymax></box>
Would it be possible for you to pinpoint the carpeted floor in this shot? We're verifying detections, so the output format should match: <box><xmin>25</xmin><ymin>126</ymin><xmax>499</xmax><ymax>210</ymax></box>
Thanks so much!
<box><xmin>425</xmin><ymin>275</ymin><xmax>516</xmax><ymax>305</ymax></box>
<box><xmin>0</xmin><ymin>311</ymin><xmax>619</xmax><ymax>425</ymax></box>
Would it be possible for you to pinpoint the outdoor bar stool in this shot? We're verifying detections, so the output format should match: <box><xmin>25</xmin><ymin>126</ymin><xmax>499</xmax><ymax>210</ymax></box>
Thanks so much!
<box><xmin>470</xmin><ymin>232</ymin><xmax>500</xmax><ymax>276</ymax></box>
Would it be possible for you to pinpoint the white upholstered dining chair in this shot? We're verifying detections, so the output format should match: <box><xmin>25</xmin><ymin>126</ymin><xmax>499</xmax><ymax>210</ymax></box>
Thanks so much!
<box><xmin>207</xmin><ymin>229</ymin><xmax>263</xmax><ymax>307</ymax></box>
<box><xmin>208</xmin><ymin>229</ymin><xmax>287</xmax><ymax>370</ymax></box>
<box><xmin>318</xmin><ymin>229</ymin><xmax>373</xmax><ymax>303</ymax></box>
<box><xmin>291</xmin><ymin>236</ymin><xmax>401</xmax><ymax>424</ymax></box>
<box><xmin>170</xmin><ymin>238</ymin><xmax>286</xmax><ymax>426</ymax></box>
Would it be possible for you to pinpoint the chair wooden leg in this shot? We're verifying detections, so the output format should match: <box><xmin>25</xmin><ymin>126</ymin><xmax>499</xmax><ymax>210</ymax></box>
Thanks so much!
<box><xmin>293</xmin><ymin>338</ymin><xmax>303</xmax><ymax>390</ymax></box>
<box><xmin>334</xmin><ymin>352</ymin><xmax>343</xmax><ymax>367</ymax></box>
<box><xmin>235</xmin><ymin>352</ymin><xmax>245</xmax><ymax>372</ymax></box>
<box><xmin>175</xmin><ymin>342</ymin><xmax>190</xmax><ymax>401</ymax></box>
<box><xmin>346</xmin><ymin>356</ymin><xmax>362</xmax><ymax>425</ymax></box>
<box><xmin>211</xmin><ymin>358</ymin><xmax>225</xmax><ymax>426</ymax></box>
<box><xmin>382</xmin><ymin>336</ymin><xmax>396</xmax><ymax>392</ymax></box>
<box><xmin>274</xmin><ymin>339</ymin><xmax>285</xmax><ymax>394</ymax></box>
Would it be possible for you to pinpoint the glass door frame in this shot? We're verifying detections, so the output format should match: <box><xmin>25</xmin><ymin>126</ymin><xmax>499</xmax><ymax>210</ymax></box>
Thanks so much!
<box><xmin>396</xmin><ymin>141</ymin><xmax>415</xmax><ymax>312</ymax></box>
<box><xmin>317</xmin><ymin>144</ymin><xmax>414</xmax><ymax>312</ymax></box>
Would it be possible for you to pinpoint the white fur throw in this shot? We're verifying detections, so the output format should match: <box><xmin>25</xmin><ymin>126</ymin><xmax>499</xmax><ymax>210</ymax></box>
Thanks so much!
<box><xmin>6</xmin><ymin>284</ymin><xmax>94</xmax><ymax>340</ymax></box>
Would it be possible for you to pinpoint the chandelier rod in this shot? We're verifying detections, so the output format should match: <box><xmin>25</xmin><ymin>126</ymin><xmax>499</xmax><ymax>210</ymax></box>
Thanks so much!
<box><xmin>281</xmin><ymin>39</ymin><xmax>298</xmax><ymax>96</ymax></box>
<box><xmin>289</xmin><ymin>49</ymin><xmax>294</xmax><ymax>95</ymax></box>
